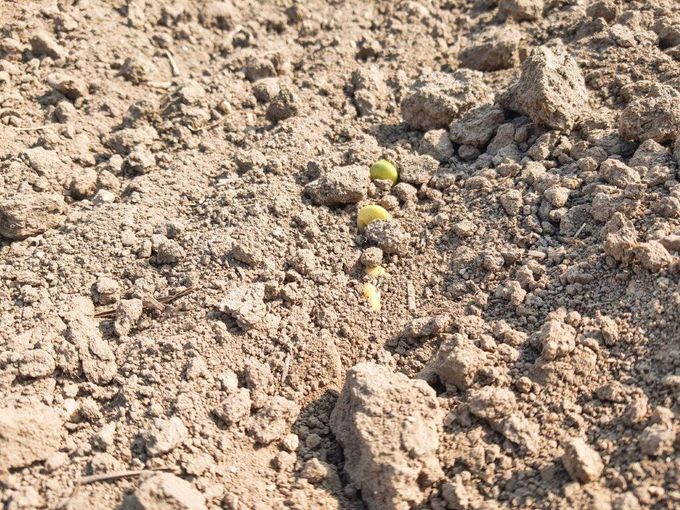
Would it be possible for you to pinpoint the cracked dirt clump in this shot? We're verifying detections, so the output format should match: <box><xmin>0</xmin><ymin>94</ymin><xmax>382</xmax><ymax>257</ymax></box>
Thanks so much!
<box><xmin>330</xmin><ymin>362</ymin><xmax>443</xmax><ymax>510</ymax></box>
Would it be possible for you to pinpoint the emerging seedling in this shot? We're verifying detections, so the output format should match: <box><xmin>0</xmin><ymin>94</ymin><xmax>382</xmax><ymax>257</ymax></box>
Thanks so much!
<box><xmin>365</xmin><ymin>265</ymin><xmax>386</xmax><ymax>278</ymax></box>
<box><xmin>363</xmin><ymin>283</ymin><xmax>381</xmax><ymax>312</ymax></box>
<box><xmin>357</xmin><ymin>204</ymin><xmax>391</xmax><ymax>231</ymax></box>
<box><xmin>370</xmin><ymin>159</ymin><xmax>398</xmax><ymax>184</ymax></box>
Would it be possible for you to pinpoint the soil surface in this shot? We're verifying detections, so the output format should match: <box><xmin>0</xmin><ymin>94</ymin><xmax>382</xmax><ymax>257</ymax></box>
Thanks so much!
<box><xmin>2</xmin><ymin>0</ymin><xmax>680</xmax><ymax>509</ymax></box>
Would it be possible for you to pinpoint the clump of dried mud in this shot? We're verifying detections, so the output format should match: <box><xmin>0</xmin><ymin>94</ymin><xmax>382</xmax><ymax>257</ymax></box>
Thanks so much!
<box><xmin>1</xmin><ymin>0</ymin><xmax>680</xmax><ymax>509</ymax></box>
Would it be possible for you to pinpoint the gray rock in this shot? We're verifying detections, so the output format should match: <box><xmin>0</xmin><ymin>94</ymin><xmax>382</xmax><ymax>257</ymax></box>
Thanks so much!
<box><xmin>396</xmin><ymin>152</ymin><xmax>440</xmax><ymax>185</ymax></box>
<box><xmin>214</xmin><ymin>389</ymin><xmax>251</xmax><ymax>426</ymax></box>
<box><xmin>266</xmin><ymin>86</ymin><xmax>300</xmax><ymax>123</ymax></box>
<box><xmin>17</xmin><ymin>349</ymin><xmax>56</xmax><ymax>378</ymax></box>
<box><xmin>352</xmin><ymin>65</ymin><xmax>390</xmax><ymax>117</ymax></box>
<box><xmin>499</xmin><ymin>0</ymin><xmax>544</xmax><ymax>21</ymax></box>
<box><xmin>419</xmin><ymin>129</ymin><xmax>454</xmax><ymax>162</ymax></box>
<box><xmin>534</xmin><ymin>319</ymin><xmax>576</xmax><ymax>361</ymax></box>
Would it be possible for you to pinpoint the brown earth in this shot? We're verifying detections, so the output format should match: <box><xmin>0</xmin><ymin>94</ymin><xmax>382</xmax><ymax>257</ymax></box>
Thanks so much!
<box><xmin>1</xmin><ymin>0</ymin><xmax>680</xmax><ymax>509</ymax></box>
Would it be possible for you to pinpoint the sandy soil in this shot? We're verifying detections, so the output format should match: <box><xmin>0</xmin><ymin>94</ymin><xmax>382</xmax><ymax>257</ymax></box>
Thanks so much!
<box><xmin>1</xmin><ymin>0</ymin><xmax>680</xmax><ymax>509</ymax></box>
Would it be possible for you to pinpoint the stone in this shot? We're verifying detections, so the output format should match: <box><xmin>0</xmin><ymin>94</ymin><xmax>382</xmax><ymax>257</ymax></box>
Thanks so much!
<box><xmin>21</xmin><ymin>146</ymin><xmax>64</xmax><ymax>178</ymax></box>
<box><xmin>352</xmin><ymin>65</ymin><xmax>390</xmax><ymax>117</ymax></box>
<box><xmin>304</xmin><ymin>165</ymin><xmax>369</xmax><ymax>205</ymax></box>
<box><xmin>31</xmin><ymin>31</ymin><xmax>66</xmax><ymax>59</ymax></box>
<box><xmin>65</xmin><ymin>313</ymin><xmax>118</xmax><ymax>384</ymax></box>
<box><xmin>499</xmin><ymin>46</ymin><xmax>588</xmax><ymax>131</ymax></box>
<box><xmin>143</xmin><ymin>417</ymin><xmax>188</xmax><ymax>456</ymax></box>
<box><xmin>0</xmin><ymin>193</ymin><xmax>67</xmax><ymax>240</ymax></box>
<box><xmin>214</xmin><ymin>389</ymin><xmax>251</xmax><ymax>426</ymax></box>
<box><xmin>496</xmin><ymin>280</ymin><xmax>526</xmax><ymax>305</ymax></box>
<box><xmin>392</xmin><ymin>182</ymin><xmax>418</xmax><ymax>202</ymax></box>
<box><xmin>420</xmin><ymin>129</ymin><xmax>454</xmax><ymax>162</ymax></box>
<box><xmin>459</xmin><ymin>26</ymin><xmax>522</xmax><ymax>71</ymax></box>
<box><xmin>500</xmin><ymin>189</ymin><xmax>523</xmax><ymax>216</ymax></box>
<box><xmin>396</xmin><ymin>153</ymin><xmax>440</xmax><ymax>185</ymax></box>
<box><xmin>599</xmin><ymin>159</ymin><xmax>639</xmax><ymax>188</ymax></box>
<box><xmin>301</xmin><ymin>458</ymin><xmax>335</xmax><ymax>484</ymax></box>
<box><xmin>433</xmin><ymin>333</ymin><xmax>487</xmax><ymax>390</ymax></box>
<box><xmin>363</xmin><ymin>220</ymin><xmax>410</xmax><ymax>255</ymax></box>
<box><xmin>252</xmin><ymin>78</ymin><xmax>280</xmax><ymax>102</ymax></box>
<box><xmin>468</xmin><ymin>386</ymin><xmax>517</xmax><ymax>421</ymax></box>
<box><xmin>449</xmin><ymin>105</ymin><xmax>505</xmax><ymax>148</ymax></box>
<box><xmin>113</xmin><ymin>299</ymin><xmax>144</xmax><ymax>337</ymax></box>
<box><xmin>47</xmin><ymin>73</ymin><xmax>88</xmax><ymax>100</ymax></box>
<box><xmin>266</xmin><ymin>86</ymin><xmax>300</xmax><ymax>123</ymax></box>
<box><xmin>402</xmin><ymin>315</ymin><xmax>450</xmax><ymax>338</ymax></box>
<box><xmin>499</xmin><ymin>0</ymin><xmax>544</xmax><ymax>21</ymax></box>
<box><xmin>219</xmin><ymin>283</ymin><xmax>267</xmax><ymax>329</ymax></box>
<box><xmin>107</xmin><ymin>126</ymin><xmax>158</xmax><ymax>156</ymax></box>
<box><xmin>603</xmin><ymin>213</ymin><xmax>638</xmax><ymax>264</ymax></box>
<box><xmin>402</xmin><ymin>70</ymin><xmax>492</xmax><ymax>130</ymax></box>
<box><xmin>155</xmin><ymin>239</ymin><xmax>185</xmax><ymax>264</ymax></box>
<box><xmin>247</xmin><ymin>396</ymin><xmax>300</xmax><ymax>445</ymax></box>
<box><xmin>199</xmin><ymin>1</ymin><xmax>237</xmax><ymax>30</ymax></box>
<box><xmin>639</xmin><ymin>423</ymin><xmax>675</xmax><ymax>456</ymax></box>
<box><xmin>120</xmin><ymin>55</ymin><xmax>156</xmax><ymax>84</ymax></box>
<box><xmin>562</xmin><ymin>437</ymin><xmax>604</xmax><ymax>483</ymax></box>
<box><xmin>126</xmin><ymin>147</ymin><xmax>156</xmax><ymax>174</ymax></box>
<box><xmin>544</xmin><ymin>186</ymin><xmax>570</xmax><ymax>208</ymax></box>
<box><xmin>129</xmin><ymin>473</ymin><xmax>207</xmax><ymax>510</ymax></box>
<box><xmin>619</xmin><ymin>84</ymin><xmax>680</xmax><ymax>143</ymax></box>
<box><xmin>535</xmin><ymin>319</ymin><xmax>576</xmax><ymax>361</ymax></box>
<box><xmin>244</xmin><ymin>57</ymin><xmax>277</xmax><ymax>82</ymax></box>
<box><xmin>70</xmin><ymin>168</ymin><xmax>98</xmax><ymax>199</ymax></box>
<box><xmin>494</xmin><ymin>413</ymin><xmax>540</xmax><ymax>452</ymax></box>
<box><xmin>635</xmin><ymin>241</ymin><xmax>672</xmax><ymax>272</ymax></box>
<box><xmin>453</xmin><ymin>219</ymin><xmax>477</xmax><ymax>238</ymax></box>
<box><xmin>94</xmin><ymin>276</ymin><xmax>120</xmax><ymax>305</ymax></box>
<box><xmin>330</xmin><ymin>362</ymin><xmax>443</xmax><ymax>510</ymax></box>
<box><xmin>0</xmin><ymin>403</ymin><xmax>62</xmax><ymax>474</ymax></box>
<box><xmin>360</xmin><ymin>247</ymin><xmax>383</xmax><ymax>267</ymax></box>
<box><xmin>17</xmin><ymin>349</ymin><xmax>56</xmax><ymax>378</ymax></box>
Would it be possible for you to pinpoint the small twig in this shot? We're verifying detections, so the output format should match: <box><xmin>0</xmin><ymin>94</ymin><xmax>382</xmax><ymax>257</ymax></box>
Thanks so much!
<box><xmin>80</xmin><ymin>469</ymin><xmax>148</xmax><ymax>485</ymax></box>
<box><xmin>13</xmin><ymin>124</ymin><xmax>53</xmax><ymax>132</ymax></box>
<box><xmin>58</xmin><ymin>470</ymin><xmax>157</xmax><ymax>509</ymax></box>
<box><xmin>147</xmin><ymin>80</ymin><xmax>173</xmax><ymax>89</ymax></box>
<box><xmin>164</xmin><ymin>50</ymin><xmax>181</xmax><ymax>77</ymax></box>
<box><xmin>573</xmin><ymin>222</ymin><xmax>586</xmax><ymax>240</ymax></box>
<box><xmin>158</xmin><ymin>285</ymin><xmax>198</xmax><ymax>304</ymax></box>
<box><xmin>187</xmin><ymin>115</ymin><xmax>228</xmax><ymax>133</ymax></box>
<box><xmin>281</xmin><ymin>355</ymin><xmax>291</xmax><ymax>384</ymax></box>
<box><xmin>406</xmin><ymin>280</ymin><xmax>417</xmax><ymax>313</ymax></box>
<box><xmin>94</xmin><ymin>286</ymin><xmax>198</xmax><ymax>318</ymax></box>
